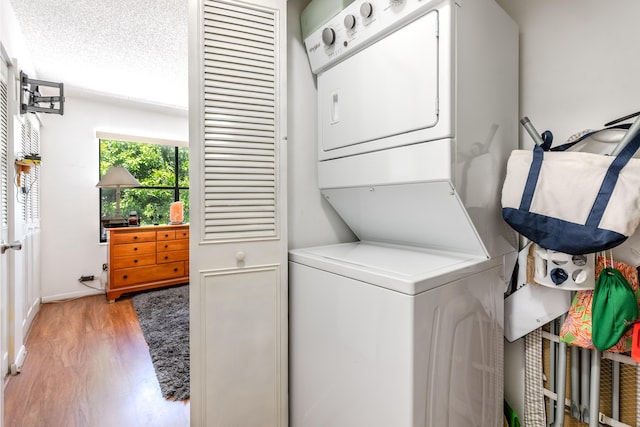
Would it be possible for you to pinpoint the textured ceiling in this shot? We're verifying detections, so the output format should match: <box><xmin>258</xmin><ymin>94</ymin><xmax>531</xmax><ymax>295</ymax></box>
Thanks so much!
<box><xmin>10</xmin><ymin>0</ymin><xmax>188</xmax><ymax>109</ymax></box>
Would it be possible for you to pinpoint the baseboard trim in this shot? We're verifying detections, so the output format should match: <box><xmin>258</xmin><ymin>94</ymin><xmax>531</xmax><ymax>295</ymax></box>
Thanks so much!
<box><xmin>41</xmin><ymin>288</ymin><xmax>104</xmax><ymax>303</ymax></box>
<box><xmin>2</xmin><ymin>351</ymin><xmax>8</xmax><ymax>379</ymax></box>
<box><xmin>10</xmin><ymin>345</ymin><xmax>27</xmax><ymax>375</ymax></box>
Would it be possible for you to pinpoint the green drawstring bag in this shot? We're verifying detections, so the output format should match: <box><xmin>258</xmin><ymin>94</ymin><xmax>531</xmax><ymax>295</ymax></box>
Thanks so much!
<box><xmin>504</xmin><ymin>400</ymin><xmax>521</xmax><ymax>427</ymax></box>
<box><xmin>592</xmin><ymin>267</ymin><xmax>639</xmax><ymax>351</ymax></box>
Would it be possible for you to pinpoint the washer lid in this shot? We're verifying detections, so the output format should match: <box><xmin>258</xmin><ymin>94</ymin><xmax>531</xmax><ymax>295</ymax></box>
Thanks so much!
<box><xmin>289</xmin><ymin>241</ymin><xmax>491</xmax><ymax>295</ymax></box>
<box><xmin>321</xmin><ymin>181</ymin><xmax>488</xmax><ymax>257</ymax></box>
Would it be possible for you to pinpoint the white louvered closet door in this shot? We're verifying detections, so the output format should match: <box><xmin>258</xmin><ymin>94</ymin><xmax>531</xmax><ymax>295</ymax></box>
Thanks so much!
<box><xmin>189</xmin><ymin>0</ymin><xmax>287</xmax><ymax>426</ymax></box>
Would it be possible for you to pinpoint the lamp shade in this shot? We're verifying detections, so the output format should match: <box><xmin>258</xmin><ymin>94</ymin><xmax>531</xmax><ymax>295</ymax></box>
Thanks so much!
<box><xmin>96</xmin><ymin>166</ymin><xmax>141</xmax><ymax>188</ymax></box>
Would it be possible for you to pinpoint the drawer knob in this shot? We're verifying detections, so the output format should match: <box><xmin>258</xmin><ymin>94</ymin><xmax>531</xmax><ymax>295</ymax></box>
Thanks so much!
<box><xmin>123</xmin><ymin>275</ymin><xmax>128</xmax><ymax>279</ymax></box>
<box><xmin>164</xmin><ymin>256</ymin><xmax>169</xmax><ymax>260</ymax></box>
<box><xmin>235</xmin><ymin>251</ymin><xmax>246</xmax><ymax>262</ymax></box>
<box><xmin>164</xmin><ymin>244</ymin><xmax>168</xmax><ymax>248</ymax></box>
<box><xmin>174</xmin><ymin>268</ymin><xmax>178</xmax><ymax>272</ymax></box>
<box><xmin>165</xmin><ymin>234</ymin><xmax>169</xmax><ymax>237</ymax></box>
<box><xmin>134</xmin><ymin>236</ymin><xmax>138</xmax><ymax>240</ymax></box>
<box><xmin>134</xmin><ymin>259</ymin><xmax>138</xmax><ymax>263</ymax></box>
<box><xmin>134</xmin><ymin>247</ymin><xmax>138</xmax><ymax>251</ymax></box>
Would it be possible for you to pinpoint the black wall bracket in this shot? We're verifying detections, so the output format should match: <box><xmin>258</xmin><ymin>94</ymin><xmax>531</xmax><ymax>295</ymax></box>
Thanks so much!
<box><xmin>20</xmin><ymin>71</ymin><xmax>65</xmax><ymax>115</ymax></box>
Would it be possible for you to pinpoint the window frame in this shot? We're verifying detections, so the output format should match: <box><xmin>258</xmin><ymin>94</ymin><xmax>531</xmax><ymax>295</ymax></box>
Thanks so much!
<box><xmin>98</xmin><ymin>137</ymin><xmax>189</xmax><ymax>243</ymax></box>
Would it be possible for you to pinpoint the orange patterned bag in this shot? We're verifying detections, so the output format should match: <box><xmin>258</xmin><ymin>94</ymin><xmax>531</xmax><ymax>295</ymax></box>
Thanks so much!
<box><xmin>559</xmin><ymin>256</ymin><xmax>640</xmax><ymax>352</ymax></box>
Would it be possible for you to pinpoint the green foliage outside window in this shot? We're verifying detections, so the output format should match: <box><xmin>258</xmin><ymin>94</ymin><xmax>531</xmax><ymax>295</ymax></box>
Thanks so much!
<box><xmin>99</xmin><ymin>139</ymin><xmax>189</xmax><ymax>241</ymax></box>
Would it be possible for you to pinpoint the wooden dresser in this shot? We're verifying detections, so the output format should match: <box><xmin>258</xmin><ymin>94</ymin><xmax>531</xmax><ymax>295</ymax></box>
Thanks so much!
<box><xmin>107</xmin><ymin>224</ymin><xmax>189</xmax><ymax>301</ymax></box>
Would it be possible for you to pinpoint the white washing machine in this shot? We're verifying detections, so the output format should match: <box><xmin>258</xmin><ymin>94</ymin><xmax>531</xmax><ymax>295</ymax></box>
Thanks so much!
<box><xmin>290</xmin><ymin>242</ymin><xmax>505</xmax><ymax>426</ymax></box>
<box><xmin>292</xmin><ymin>0</ymin><xmax>518</xmax><ymax>425</ymax></box>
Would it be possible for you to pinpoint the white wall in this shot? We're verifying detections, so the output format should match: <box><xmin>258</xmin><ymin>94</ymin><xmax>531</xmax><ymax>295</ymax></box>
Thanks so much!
<box><xmin>29</xmin><ymin>0</ymin><xmax>355</xmax><ymax>301</ymax></box>
<box><xmin>38</xmin><ymin>93</ymin><xmax>188</xmax><ymax>301</ymax></box>
<box><xmin>495</xmin><ymin>0</ymin><xmax>640</xmax><ymax>419</ymax></box>
<box><xmin>497</xmin><ymin>0</ymin><xmax>640</xmax><ymax>146</ymax></box>
<box><xmin>0</xmin><ymin>0</ymin><xmax>35</xmax><ymax>76</ymax></box>
<box><xmin>37</xmin><ymin>12</ymin><xmax>355</xmax><ymax>300</ymax></box>
<box><xmin>286</xmin><ymin>0</ymin><xmax>355</xmax><ymax>250</ymax></box>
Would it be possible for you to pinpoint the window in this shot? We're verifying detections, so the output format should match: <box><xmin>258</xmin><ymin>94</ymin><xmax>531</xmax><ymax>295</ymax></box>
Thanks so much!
<box><xmin>99</xmin><ymin>138</ymin><xmax>189</xmax><ymax>242</ymax></box>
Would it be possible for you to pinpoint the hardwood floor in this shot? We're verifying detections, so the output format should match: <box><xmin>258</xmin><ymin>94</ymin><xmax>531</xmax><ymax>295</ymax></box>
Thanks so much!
<box><xmin>3</xmin><ymin>295</ymin><xmax>190</xmax><ymax>427</ymax></box>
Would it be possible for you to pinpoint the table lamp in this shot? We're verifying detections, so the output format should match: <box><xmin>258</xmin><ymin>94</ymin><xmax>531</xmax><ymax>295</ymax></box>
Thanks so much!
<box><xmin>96</xmin><ymin>166</ymin><xmax>141</xmax><ymax>227</ymax></box>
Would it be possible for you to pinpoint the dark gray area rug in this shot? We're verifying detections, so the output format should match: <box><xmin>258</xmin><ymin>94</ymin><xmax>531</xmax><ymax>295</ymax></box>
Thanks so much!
<box><xmin>133</xmin><ymin>284</ymin><xmax>190</xmax><ymax>401</ymax></box>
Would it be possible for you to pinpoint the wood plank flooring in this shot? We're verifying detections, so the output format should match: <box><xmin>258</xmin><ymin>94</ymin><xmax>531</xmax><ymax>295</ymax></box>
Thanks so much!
<box><xmin>3</xmin><ymin>295</ymin><xmax>190</xmax><ymax>427</ymax></box>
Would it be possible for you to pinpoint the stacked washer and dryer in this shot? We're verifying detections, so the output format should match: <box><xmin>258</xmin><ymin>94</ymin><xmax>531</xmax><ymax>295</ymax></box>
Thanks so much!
<box><xmin>290</xmin><ymin>0</ymin><xmax>518</xmax><ymax>425</ymax></box>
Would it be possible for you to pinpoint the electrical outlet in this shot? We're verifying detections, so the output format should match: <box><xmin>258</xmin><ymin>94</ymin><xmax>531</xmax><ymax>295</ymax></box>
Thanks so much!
<box><xmin>79</xmin><ymin>275</ymin><xmax>95</xmax><ymax>282</ymax></box>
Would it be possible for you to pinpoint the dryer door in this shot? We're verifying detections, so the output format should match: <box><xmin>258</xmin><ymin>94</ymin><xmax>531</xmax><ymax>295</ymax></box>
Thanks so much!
<box><xmin>317</xmin><ymin>10</ymin><xmax>446</xmax><ymax>159</ymax></box>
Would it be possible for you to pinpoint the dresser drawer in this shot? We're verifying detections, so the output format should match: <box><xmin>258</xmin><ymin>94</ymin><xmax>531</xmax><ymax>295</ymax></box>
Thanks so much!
<box><xmin>176</xmin><ymin>228</ymin><xmax>189</xmax><ymax>239</ymax></box>
<box><xmin>112</xmin><ymin>242</ymin><xmax>156</xmax><ymax>257</ymax></box>
<box><xmin>157</xmin><ymin>250</ymin><xmax>189</xmax><ymax>264</ymax></box>
<box><xmin>112</xmin><ymin>261</ymin><xmax>186</xmax><ymax>288</ymax></box>
<box><xmin>157</xmin><ymin>239</ymin><xmax>189</xmax><ymax>252</ymax></box>
<box><xmin>157</xmin><ymin>230</ymin><xmax>176</xmax><ymax>241</ymax></box>
<box><xmin>111</xmin><ymin>253</ymin><xmax>156</xmax><ymax>269</ymax></box>
<box><xmin>111</xmin><ymin>231</ymin><xmax>156</xmax><ymax>245</ymax></box>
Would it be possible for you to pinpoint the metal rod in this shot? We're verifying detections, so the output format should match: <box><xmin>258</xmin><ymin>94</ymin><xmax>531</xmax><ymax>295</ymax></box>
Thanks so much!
<box><xmin>570</xmin><ymin>346</ymin><xmax>580</xmax><ymax>419</ymax></box>
<box><xmin>599</xmin><ymin>412</ymin><xmax>636</xmax><ymax>427</ymax></box>
<box><xmin>589</xmin><ymin>350</ymin><xmax>601</xmax><ymax>427</ymax></box>
<box><xmin>552</xmin><ymin>334</ymin><xmax>567</xmax><ymax>427</ymax></box>
<box><xmin>542</xmin><ymin>330</ymin><xmax>561</xmax><ymax>343</ymax></box>
<box><xmin>605</xmin><ymin>110</ymin><xmax>640</xmax><ymax>127</ymax></box>
<box><xmin>601</xmin><ymin>350</ymin><xmax>637</xmax><ymax>364</ymax></box>
<box><xmin>520</xmin><ymin>116</ymin><xmax>545</xmax><ymax>146</ymax></box>
<box><xmin>612</xmin><ymin>361</ymin><xmax>620</xmax><ymax>420</ymax></box>
<box><xmin>581</xmin><ymin>348</ymin><xmax>591</xmax><ymax>423</ymax></box>
<box><xmin>610</xmin><ymin>114</ymin><xmax>640</xmax><ymax>155</ymax></box>
<box><xmin>549</xmin><ymin>319</ymin><xmax>557</xmax><ymax>425</ymax></box>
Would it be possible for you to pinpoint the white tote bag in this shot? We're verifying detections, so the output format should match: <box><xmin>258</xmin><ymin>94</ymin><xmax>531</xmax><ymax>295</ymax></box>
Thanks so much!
<box><xmin>502</xmin><ymin>129</ymin><xmax>640</xmax><ymax>254</ymax></box>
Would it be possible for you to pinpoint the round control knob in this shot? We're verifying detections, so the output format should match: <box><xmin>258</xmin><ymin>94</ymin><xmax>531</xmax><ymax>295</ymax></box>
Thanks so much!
<box><xmin>235</xmin><ymin>251</ymin><xmax>246</xmax><ymax>262</ymax></box>
<box><xmin>360</xmin><ymin>2</ymin><xmax>373</xmax><ymax>18</ymax></box>
<box><xmin>344</xmin><ymin>14</ymin><xmax>356</xmax><ymax>30</ymax></box>
<box><xmin>321</xmin><ymin>27</ymin><xmax>336</xmax><ymax>46</ymax></box>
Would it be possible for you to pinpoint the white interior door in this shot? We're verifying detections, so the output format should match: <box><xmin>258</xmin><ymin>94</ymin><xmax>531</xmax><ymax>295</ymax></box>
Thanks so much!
<box><xmin>8</xmin><ymin>113</ymin><xmax>39</xmax><ymax>376</ymax></box>
<box><xmin>189</xmin><ymin>0</ymin><xmax>288</xmax><ymax>425</ymax></box>
<box><xmin>0</xmin><ymin>52</ymin><xmax>11</xmax><ymax>427</ymax></box>
<box><xmin>0</xmin><ymin>55</ymin><xmax>39</xmax><ymax>410</ymax></box>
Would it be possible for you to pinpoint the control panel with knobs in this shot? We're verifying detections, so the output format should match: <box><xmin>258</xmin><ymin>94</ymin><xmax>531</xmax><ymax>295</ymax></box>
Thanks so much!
<box><xmin>360</xmin><ymin>2</ymin><xmax>373</xmax><ymax>18</ymax></box>
<box><xmin>321</xmin><ymin>27</ymin><xmax>336</xmax><ymax>46</ymax></box>
<box><xmin>305</xmin><ymin>0</ymin><xmax>429</xmax><ymax>74</ymax></box>
<box><xmin>344</xmin><ymin>14</ymin><xmax>356</xmax><ymax>30</ymax></box>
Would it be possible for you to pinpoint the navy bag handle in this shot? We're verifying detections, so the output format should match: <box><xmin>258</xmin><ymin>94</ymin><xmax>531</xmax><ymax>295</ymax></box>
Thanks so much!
<box><xmin>518</xmin><ymin>129</ymin><xmax>640</xmax><ymax>227</ymax></box>
<box><xmin>586</xmin><ymin>132</ymin><xmax>640</xmax><ymax>226</ymax></box>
